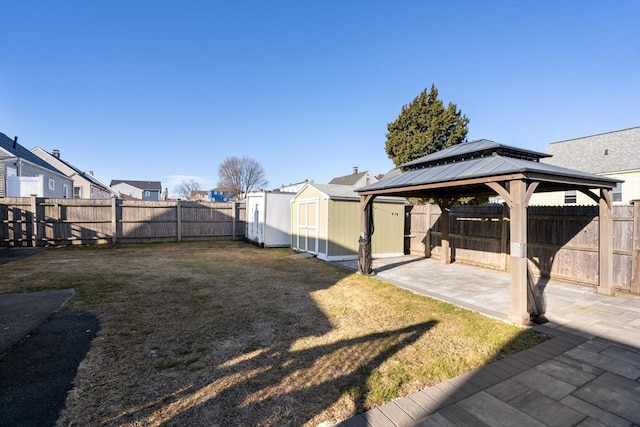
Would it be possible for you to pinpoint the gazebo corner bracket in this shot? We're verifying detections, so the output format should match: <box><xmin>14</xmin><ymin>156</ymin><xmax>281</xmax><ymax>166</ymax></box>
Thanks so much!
<box><xmin>485</xmin><ymin>182</ymin><xmax>513</xmax><ymax>208</ymax></box>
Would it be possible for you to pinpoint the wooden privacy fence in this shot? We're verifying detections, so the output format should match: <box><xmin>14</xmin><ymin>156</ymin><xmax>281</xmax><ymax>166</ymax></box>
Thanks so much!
<box><xmin>0</xmin><ymin>196</ymin><xmax>246</xmax><ymax>246</ymax></box>
<box><xmin>407</xmin><ymin>203</ymin><xmax>640</xmax><ymax>294</ymax></box>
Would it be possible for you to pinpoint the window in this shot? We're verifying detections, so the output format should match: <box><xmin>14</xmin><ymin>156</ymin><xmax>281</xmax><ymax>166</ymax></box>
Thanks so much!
<box><xmin>74</xmin><ymin>187</ymin><xmax>82</xmax><ymax>198</ymax></box>
<box><xmin>613</xmin><ymin>183</ymin><xmax>622</xmax><ymax>203</ymax></box>
<box><xmin>145</xmin><ymin>190</ymin><xmax>151</xmax><ymax>197</ymax></box>
<box><xmin>48</xmin><ymin>179</ymin><xmax>55</xmax><ymax>191</ymax></box>
<box><xmin>366</xmin><ymin>177</ymin><xmax>371</xmax><ymax>186</ymax></box>
<box><xmin>564</xmin><ymin>190</ymin><xmax>577</xmax><ymax>204</ymax></box>
<box><xmin>63</xmin><ymin>184</ymin><xmax>69</xmax><ymax>198</ymax></box>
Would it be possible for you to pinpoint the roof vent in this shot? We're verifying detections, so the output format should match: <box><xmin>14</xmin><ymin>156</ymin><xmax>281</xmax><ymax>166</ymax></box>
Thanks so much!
<box><xmin>13</xmin><ymin>136</ymin><xmax>17</xmax><ymax>149</ymax></box>
<box><xmin>52</xmin><ymin>149</ymin><xmax>60</xmax><ymax>158</ymax></box>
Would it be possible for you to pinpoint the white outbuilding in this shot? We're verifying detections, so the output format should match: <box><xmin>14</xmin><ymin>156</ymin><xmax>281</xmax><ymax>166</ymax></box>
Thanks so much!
<box><xmin>245</xmin><ymin>191</ymin><xmax>296</xmax><ymax>247</ymax></box>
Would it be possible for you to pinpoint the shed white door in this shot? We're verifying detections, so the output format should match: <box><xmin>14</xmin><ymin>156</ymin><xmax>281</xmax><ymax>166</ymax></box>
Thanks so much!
<box><xmin>296</xmin><ymin>199</ymin><xmax>318</xmax><ymax>254</ymax></box>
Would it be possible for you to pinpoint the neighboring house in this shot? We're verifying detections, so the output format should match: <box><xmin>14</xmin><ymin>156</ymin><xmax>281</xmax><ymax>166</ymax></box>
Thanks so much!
<box><xmin>110</xmin><ymin>180</ymin><xmax>162</xmax><ymax>200</ymax></box>
<box><xmin>274</xmin><ymin>180</ymin><xmax>311</xmax><ymax>193</ymax></box>
<box><xmin>530</xmin><ymin>127</ymin><xmax>640</xmax><ymax>205</ymax></box>
<box><xmin>209</xmin><ymin>188</ymin><xmax>235</xmax><ymax>202</ymax></box>
<box><xmin>0</xmin><ymin>132</ymin><xmax>74</xmax><ymax>198</ymax></box>
<box><xmin>189</xmin><ymin>190</ymin><xmax>209</xmax><ymax>201</ymax></box>
<box><xmin>290</xmin><ymin>182</ymin><xmax>405</xmax><ymax>261</ymax></box>
<box><xmin>329</xmin><ymin>167</ymin><xmax>379</xmax><ymax>188</ymax></box>
<box><xmin>31</xmin><ymin>147</ymin><xmax>116</xmax><ymax>199</ymax></box>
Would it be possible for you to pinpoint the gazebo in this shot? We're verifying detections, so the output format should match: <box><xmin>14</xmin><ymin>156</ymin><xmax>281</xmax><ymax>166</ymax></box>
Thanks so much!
<box><xmin>357</xmin><ymin>140</ymin><xmax>621</xmax><ymax>325</ymax></box>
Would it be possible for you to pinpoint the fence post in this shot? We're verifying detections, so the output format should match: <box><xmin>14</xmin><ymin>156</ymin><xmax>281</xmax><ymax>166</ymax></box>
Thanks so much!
<box><xmin>500</xmin><ymin>203</ymin><xmax>509</xmax><ymax>271</ymax></box>
<box><xmin>176</xmin><ymin>200</ymin><xmax>182</xmax><ymax>242</ymax></box>
<box><xmin>30</xmin><ymin>194</ymin><xmax>39</xmax><ymax>247</ymax></box>
<box><xmin>232</xmin><ymin>202</ymin><xmax>237</xmax><ymax>239</ymax></box>
<box><xmin>632</xmin><ymin>200</ymin><xmax>640</xmax><ymax>294</ymax></box>
<box><xmin>111</xmin><ymin>197</ymin><xmax>118</xmax><ymax>244</ymax></box>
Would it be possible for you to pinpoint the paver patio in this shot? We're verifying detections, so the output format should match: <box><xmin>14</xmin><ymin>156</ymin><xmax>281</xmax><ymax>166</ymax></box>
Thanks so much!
<box><xmin>332</xmin><ymin>256</ymin><xmax>640</xmax><ymax>426</ymax></box>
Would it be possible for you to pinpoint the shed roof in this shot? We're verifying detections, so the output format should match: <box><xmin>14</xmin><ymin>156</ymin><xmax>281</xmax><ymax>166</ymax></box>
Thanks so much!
<box><xmin>305</xmin><ymin>183</ymin><xmax>405</xmax><ymax>203</ymax></box>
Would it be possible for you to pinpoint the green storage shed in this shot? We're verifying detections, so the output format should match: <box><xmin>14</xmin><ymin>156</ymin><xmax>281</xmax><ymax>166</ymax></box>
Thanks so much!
<box><xmin>291</xmin><ymin>183</ymin><xmax>406</xmax><ymax>261</ymax></box>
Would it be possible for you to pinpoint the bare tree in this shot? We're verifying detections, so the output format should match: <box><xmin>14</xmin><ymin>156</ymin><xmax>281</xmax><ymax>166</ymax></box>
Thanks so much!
<box><xmin>174</xmin><ymin>179</ymin><xmax>202</xmax><ymax>200</ymax></box>
<box><xmin>217</xmin><ymin>156</ymin><xmax>268</xmax><ymax>200</ymax></box>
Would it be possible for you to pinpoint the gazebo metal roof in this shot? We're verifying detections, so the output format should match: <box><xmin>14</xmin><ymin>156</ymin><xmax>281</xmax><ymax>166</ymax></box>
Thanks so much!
<box><xmin>400</xmin><ymin>139</ymin><xmax>551</xmax><ymax>169</ymax></box>
<box><xmin>360</xmin><ymin>139</ymin><xmax>619</xmax><ymax>198</ymax></box>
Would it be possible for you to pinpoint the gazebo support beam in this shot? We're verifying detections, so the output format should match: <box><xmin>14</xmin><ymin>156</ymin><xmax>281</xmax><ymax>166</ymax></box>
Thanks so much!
<box><xmin>598</xmin><ymin>188</ymin><xmax>614</xmax><ymax>295</ymax></box>
<box><xmin>508</xmin><ymin>179</ymin><xmax>530</xmax><ymax>325</ymax></box>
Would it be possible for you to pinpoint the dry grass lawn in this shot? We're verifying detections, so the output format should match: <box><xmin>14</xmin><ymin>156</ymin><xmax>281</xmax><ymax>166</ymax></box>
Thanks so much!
<box><xmin>0</xmin><ymin>241</ymin><xmax>547</xmax><ymax>426</ymax></box>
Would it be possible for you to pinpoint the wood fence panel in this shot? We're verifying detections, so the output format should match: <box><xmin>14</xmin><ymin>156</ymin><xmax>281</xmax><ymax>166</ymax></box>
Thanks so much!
<box><xmin>408</xmin><ymin>203</ymin><xmax>637</xmax><ymax>293</ymax></box>
<box><xmin>39</xmin><ymin>199</ymin><xmax>114</xmax><ymax>245</ymax></box>
<box><xmin>0</xmin><ymin>198</ymin><xmax>246</xmax><ymax>246</ymax></box>
<box><xmin>0</xmin><ymin>198</ymin><xmax>33</xmax><ymax>246</ymax></box>
<box><xmin>632</xmin><ymin>201</ymin><xmax>640</xmax><ymax>293</ymax></box>
<box><xmin>408</xmin><ymin>205</ymin><xmax>427</xmax><ymax>256</ymax></box>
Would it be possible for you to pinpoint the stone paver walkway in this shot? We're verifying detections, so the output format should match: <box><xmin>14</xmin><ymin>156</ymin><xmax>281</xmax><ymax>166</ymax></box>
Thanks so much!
<box><xmin>332</xmin><ymin>256</ymin><xmax>640</xmax><ymax>427</ymax></box>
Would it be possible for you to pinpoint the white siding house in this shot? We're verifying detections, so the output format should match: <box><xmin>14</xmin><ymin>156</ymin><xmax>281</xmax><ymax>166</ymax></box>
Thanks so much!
<box><xmin>110</xmin><ymin>180</ymin><xmax>162</xmax><ymax>200</ymax></box>
<box><xmin>0</xmin><ymin>133</ymin><xmax>73</xmax><ymax>198</ymax></box>
<box><xmin>31</xmin><ymin>147</ymin><xmax>116</xmax><ymax>199</ymax></box>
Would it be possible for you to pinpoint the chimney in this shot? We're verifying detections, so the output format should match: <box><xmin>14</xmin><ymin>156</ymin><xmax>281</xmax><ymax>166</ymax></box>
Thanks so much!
<box><xmin>353</xmin><ymin>166</ymin><xmax>358</xmax><ymax>174</ymax></box>
<box><xmin>52</xmin><ymin>149</ymin><xmax>60</xmax><ymax>158</ymax></box>
<box><xmin>13</xmin><ymin>136</ymin><xmax>17</xmax><ymax>149</ymax></box>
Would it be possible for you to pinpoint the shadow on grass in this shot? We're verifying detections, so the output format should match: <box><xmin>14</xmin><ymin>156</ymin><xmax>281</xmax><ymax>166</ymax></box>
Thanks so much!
<box><xmin>104</xmin><ymin>321</ymin><xmax>438</xmax><ymax>426</ymax></box>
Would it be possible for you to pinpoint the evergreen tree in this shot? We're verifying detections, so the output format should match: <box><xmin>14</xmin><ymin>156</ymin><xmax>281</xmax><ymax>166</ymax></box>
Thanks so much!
<box><xmin>385</xmin><ymin>84</ymin><xmax>469</xmax><ymax>167</ymax></box>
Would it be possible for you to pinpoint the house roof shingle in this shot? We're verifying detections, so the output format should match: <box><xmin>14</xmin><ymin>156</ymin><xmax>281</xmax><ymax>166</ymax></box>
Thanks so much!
<box><xmin>329</xmin><ymin>171</ymin><xmax>370</xmax><ymax>186</ymax></box>
<box><xmin>0</xmin><ymin>133</ymin><xmax>66</xmax><ymax>175</ymax></box>
<box><xmin>110</xmin><ymin>180</ymin><xmax>162</xmax><ymax>191</ymax></box>
<box><xmin>543</xmin><ymin>127</ymin><xmax>640</xmax><ymax>174</ymax></box>
<box><xmin>32</xmin><ymin>147</ymin><xmax>112</xmax><ymax>193</ymax></box>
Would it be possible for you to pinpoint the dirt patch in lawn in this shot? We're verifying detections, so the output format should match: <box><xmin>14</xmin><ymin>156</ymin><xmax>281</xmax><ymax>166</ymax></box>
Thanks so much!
<box><xmin>0</xmin><ymin>241</ymin><xmax>547</xmax><ymax>426</ymax></box>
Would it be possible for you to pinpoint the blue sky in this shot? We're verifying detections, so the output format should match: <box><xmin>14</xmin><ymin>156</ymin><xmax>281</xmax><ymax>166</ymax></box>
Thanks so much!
<box><xmin>1</xmin><ymin>0</ymin><xmax>638</xmax><ymax>196</ymax></box>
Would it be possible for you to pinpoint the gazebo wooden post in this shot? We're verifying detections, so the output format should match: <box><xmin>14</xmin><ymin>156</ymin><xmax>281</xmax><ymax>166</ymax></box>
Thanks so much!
<box><xmin>359</xmin><ymin>195</ymin><xmax>375</xmax><ymax>275</ymax></box>
<box><xmin>509</xmin><ymin>179</ymin><xmax>530</xmax><ymax>325</ymax></box>
<box><xmin>597</xmin><ymin>188</ymin><xmax>614</xmax><ymax>295</ymax></box>
<box><xmin>436</xmin><ymin>198</ymin><xmax>455</xmax><ymax>264</ymax></box>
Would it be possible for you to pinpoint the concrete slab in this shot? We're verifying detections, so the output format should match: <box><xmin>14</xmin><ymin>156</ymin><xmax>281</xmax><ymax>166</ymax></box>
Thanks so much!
<box><xmin>509</xmin><ymin>389</ymin><xmax>587</xmax><ymax>427</ymax></box>
<box><xmin>559</xmin><ymin>395</ymin><xmax>634</xmax><ymax>427</ymax></box>
<box><xmin>455</xmin><ymin>391</ymin><xmax>544</xmax><ymax>427</ymax></box>
<box><xmin>0</xmin><ymin>288</ymin><xmax>75</xmax><ymax>355</ymax></box>
<box><xmin>573</xmin><ymin>382</ymin><xmax>640</xmax><ymax>424</ymax></box>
